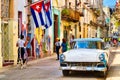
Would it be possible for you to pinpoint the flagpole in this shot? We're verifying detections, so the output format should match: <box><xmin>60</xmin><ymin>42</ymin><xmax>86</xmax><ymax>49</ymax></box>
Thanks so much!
<box><xmin>24</xmin><ymin>0</ymin><xmax>43</xmax><ymax>7</ymax></box>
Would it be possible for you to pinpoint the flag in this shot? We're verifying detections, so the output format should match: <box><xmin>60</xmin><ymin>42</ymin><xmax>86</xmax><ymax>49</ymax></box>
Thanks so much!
<box><xmin>44</xmin><ymin>0</ymin><xmax>52</xmax><ymax>28</ymax></box>
<box><xmin>30</xmin><ymin>1</ymin><xmax>46</xmax><ymax>28</ymax></box>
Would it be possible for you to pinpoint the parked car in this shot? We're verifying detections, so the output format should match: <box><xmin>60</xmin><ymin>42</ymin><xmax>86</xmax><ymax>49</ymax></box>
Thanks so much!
<box><xmin>59</xmin><ymin>38</ymin><xmax>110</xmax><ymax>77</ymax></box>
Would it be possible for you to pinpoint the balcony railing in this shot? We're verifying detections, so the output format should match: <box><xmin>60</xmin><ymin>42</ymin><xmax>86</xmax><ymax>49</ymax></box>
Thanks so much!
<box><xmin>61</xmin><ymin>8</ymin><xmax>83</xmax><ymax>22</ymax></box>
<box><xmin>90</xmin><ymin>20</ymin><xmax>103</xmax><ymax>27</ymax></box>
<box><xmin>90</xmin><ymin>8</ymin><xmax>100</xmax><ymax>17</ymax></box>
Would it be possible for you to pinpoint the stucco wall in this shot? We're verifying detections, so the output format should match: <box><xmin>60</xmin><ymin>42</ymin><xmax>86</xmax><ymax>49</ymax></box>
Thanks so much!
<box><xmin>0</xmin><ymin>0</ymin><xmax>2</xmax><ymax>68</ymax></box>
<box><xmin>17</xmin><ymin>0</ymin><xmax>27</xmax><ymax>24</ymax></box>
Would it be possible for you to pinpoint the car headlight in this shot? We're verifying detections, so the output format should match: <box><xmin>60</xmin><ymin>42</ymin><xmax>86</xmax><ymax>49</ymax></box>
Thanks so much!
<box><xmin>60</xmin><ymin>54</ymin><xmax>65</xmax><ymax>63</ymax></box>
<box><xmin>99</xmin><ymin>53</ymin><xmax>105</xmax><ymax>61</ymax></box>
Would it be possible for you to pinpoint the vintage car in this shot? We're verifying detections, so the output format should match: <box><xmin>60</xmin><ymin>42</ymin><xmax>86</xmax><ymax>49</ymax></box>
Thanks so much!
<box><xmin>59</xmin><ymin>38</ymin><xmax>109</xmax><ymax>77</ymax></box>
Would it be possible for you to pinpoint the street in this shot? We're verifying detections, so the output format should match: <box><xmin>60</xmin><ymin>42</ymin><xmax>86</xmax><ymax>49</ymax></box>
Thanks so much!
<box><xmin>0</xmin><ymin>48</ymin><xmax>120</xmax><ymax>80</ymax></box>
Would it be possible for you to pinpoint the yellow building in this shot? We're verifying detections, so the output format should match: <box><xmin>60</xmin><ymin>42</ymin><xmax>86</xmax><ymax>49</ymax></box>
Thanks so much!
<box><xmin>80</xmin><ymin>0</ymin><xmax>105</xmax><ymax>38</ymax></box>
<box><xmin>51</xmin><ymin>0</ymin><xmax>61</xmax><ymax>52</ymax></box>
<box><xmin>0</xmin><ymin>0</ymin><xmax>18</xmax><ymax>68</ymax></box>
<box><xmin>60</xmin><ymin>0</ymin><xmax>82</xmax><ymax>43</ymax></box>
<box><xmin>0</xmin><ymin>0</ymin><xmax>2</xmax><ymax>68</ymax></box>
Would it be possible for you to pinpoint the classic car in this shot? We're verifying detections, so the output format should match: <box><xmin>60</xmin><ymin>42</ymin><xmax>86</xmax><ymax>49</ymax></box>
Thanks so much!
<box><xmin>59</xmin><ymin>38</ymin><xmax>110</xmax><ymax>77</ymax></box>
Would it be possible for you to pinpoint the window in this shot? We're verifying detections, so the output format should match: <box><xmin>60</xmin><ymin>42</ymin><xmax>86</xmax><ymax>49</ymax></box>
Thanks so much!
<box><xmin>79</xmin><ymin>22</ymin><xmax>81</xmax><ymax>32</ymax></box>
<box><xmin>1</xmin><ymin>0</ymin><xmax>10</xmax><ymax>18</ymax></box>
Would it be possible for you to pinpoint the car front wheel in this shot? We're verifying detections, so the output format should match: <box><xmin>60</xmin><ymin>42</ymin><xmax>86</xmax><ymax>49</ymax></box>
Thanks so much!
<box><xmin>100</xmin><ymin>71</ymin><xmax>107</xmax><ymax>77</ymax></box>
<box><xmin>62</xmin><ymin>70</ymin><xmax>69</xmax><ymax>76</ymax></box>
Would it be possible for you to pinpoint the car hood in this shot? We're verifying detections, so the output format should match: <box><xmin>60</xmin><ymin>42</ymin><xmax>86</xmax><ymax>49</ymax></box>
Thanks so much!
<box><xmin>63</xmin><ymin>49</ymin><xmax>107</xmax><ymax>62</ymax></box>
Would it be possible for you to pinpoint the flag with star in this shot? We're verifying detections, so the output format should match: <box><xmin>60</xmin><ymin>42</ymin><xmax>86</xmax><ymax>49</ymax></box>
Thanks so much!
<box><xmin>30</xmin><ymin>1</ymin><xmax>46</xmax><ymax>28</ymax></box>
<box><xmin>44</xmin><ymin>0</ymin><xmax>52</xmax><ymax>28</ymax></box>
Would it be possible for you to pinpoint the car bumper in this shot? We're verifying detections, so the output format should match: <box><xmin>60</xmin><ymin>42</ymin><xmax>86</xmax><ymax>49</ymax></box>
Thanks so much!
<box><xmin>60</xmin><ymin>66</ymin><xmax>107</xmax><ymax>72</ymax></box>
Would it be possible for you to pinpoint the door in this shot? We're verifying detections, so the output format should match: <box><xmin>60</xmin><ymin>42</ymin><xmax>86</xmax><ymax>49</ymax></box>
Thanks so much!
<box><xmin>54</xmin><ymin>15</ymin><xmax>58</xmax><ymax>52</ymax></box>
<box><xmin>1</xmin><ymin>22</ymin><xmax>13</xmax><ymax>66</ymax></box>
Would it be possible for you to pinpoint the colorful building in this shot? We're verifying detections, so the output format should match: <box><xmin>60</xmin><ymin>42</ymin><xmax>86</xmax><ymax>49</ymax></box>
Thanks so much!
<box><xmin>59</xmin><ymin>0</ymin><xmax>82</xmax><ymax>49</ymax></box>
<box><xmin>26</xmin><ymin>0</ymin><xmax>61</xmax><ymax>56</ymax></box>
<box><xmin>52</xmin><ymin>0</ymin><xmax>61</xmax><ymax>52</ymax></box>
<box><xmin>0</xmin><ymin>0</ymin><xmax>20</xmax><ymax>68</ymax></box>
<box><xmin>80</xmin><ymin>0</ymin><xmax>106</xmax><ymax>38</ymax></box>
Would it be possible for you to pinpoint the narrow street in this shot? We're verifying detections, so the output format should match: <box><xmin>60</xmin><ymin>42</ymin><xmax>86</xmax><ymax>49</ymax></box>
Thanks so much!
<box><xmin>106</xmin><ymin>47</ymin><xmax>120</xmax><ymax>80</ymax></box>
<box><xmin>0</xmin><ymin>55</ymin><xmax>105</xmax><ymax>80</ymax></box>
<box><xmin>0</xmin><ymin>48</ymin><xmax>120</xmax><ymax>80</ymax></box>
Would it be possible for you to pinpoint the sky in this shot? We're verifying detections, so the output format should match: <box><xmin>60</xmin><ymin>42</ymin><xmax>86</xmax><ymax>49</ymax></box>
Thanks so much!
<box><xmin>103</xmin><ymin>0</ymin><xmax>117</xmax><ymax>8</ymax></box>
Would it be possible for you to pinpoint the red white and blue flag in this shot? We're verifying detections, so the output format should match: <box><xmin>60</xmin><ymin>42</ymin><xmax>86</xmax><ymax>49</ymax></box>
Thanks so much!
<box><xmin>44</xmin><ymin>0</ymin><xmax>52</xmax><ymax>28</ymax></box>
<box><xmin>30</xmin><ymin>1</ymin><xmax>46</xmax><ymax>28</ymax></box>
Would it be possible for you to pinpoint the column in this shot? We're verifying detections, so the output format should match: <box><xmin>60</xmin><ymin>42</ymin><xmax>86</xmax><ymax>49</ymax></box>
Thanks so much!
<box><xmin>0</xmin><ymin>19</ymin><xmax>2</xmax><ymax>68</ymax></box>
<box><xmin>0</xmin><ymin>0</ymin><xmax>3</xmax><ymax>68</ymax></box>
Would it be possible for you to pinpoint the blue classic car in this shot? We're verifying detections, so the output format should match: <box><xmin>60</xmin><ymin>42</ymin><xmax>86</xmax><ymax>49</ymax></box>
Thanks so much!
<box><xmin>59</xmin><ymin>38</ymin><xmax>109</xmax><ymax>77</ymax></box>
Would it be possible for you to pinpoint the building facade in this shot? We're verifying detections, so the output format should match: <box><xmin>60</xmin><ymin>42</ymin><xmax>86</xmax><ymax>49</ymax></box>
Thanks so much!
<box><xmin>0</xmin><ymin>0</ymin><xmax>19</xmax><ymax>68</ymax></box>
<box><xmin>59</xmin><ymin>0</ymin><xmax>82</xmax><ymax>49</ymax></box>
<box><xmin>80</xmin><ymin>0</ymin><xmax>106</xmax><ymax>38</ymax></box>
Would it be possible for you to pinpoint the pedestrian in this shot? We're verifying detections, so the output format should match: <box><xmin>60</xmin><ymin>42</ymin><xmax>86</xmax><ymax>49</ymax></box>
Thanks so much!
<box><xmin>36</xmin><ymin>39</ymin><xmax>40</xmax><ymax>58</ymax></box>
<box><xmin>26</xmin><ymin>36</ymin><xmax>31</xmax><ymax>57</ymax></box>
<box><xmin>113</xmin><ymin>38</ymin><xmax>118</xmax><ymax>47</ymax></box>
<box><xmin>16</xmin><ymin>35</ymin><xmax>26</xmax><ymax>69</ymax></box>
<box><xmin>23</xmin><ymin>36</ymin><xmax>30</xmax><ymax>68</ymax></box>
<box><xmin>55</xmin><ymin>38</ymin><xmax>61</xmax><ymax>60</ymax></box>
<box><xmin>46</xmin><ymin>35</ymin><xmax>51</xmax><ymax>56</ymax></box>
<box><xmin>70</xmin><ymin>35</ymin><xmax>74</xmax><ymax>49</ymax></box>
<box><xmin>16</xmin><ymin>36</ymin><xmax>21</xmax><ymax>64</ymax></box>
<box><xmin>61</xmin><ymin>38</ymin><xmax>67</xmax><ymax>53</ymax></box>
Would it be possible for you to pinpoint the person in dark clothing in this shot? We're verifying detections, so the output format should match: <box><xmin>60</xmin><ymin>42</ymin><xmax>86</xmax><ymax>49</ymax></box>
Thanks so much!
<box><xmin>16</xmin><ymin>35</ymin><xmax>28</xmax><ymax>69</ymax></box>
<box><xmin>61</xmin><ymin>38</ymin><xmax>67</xmax><ymax>53</ymax></box>
<box><xmin>16</xmin><ymin>35</ymin><xmax>25</xmax><ymax>64</ymax></box>
<box><xmin>55</xmin><ymin>38</ymin><xmax>60</xmax><ymax>60</ymax></box>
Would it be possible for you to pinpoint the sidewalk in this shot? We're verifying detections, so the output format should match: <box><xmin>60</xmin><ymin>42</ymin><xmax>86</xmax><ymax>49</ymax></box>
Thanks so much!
<box><xmin>106</xmin><ymin>48</ymin><xmax>120</xmax><ymax>80</ymax></box>
<box><xmin>110</xmin><ymin>47</ymin><xmax>120</xmax><ymax>52</ymax></box>
<box><xmin>0</xmin><ymin>53</ymin><xmax>56</xmax><ymax>73</ymax></box>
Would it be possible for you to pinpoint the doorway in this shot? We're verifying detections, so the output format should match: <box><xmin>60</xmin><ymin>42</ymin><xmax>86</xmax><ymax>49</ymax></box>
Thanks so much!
<box><xmin>54</xmin><ymin>15</ymin><xmax>58</xmax><ymax>52</ymax></box>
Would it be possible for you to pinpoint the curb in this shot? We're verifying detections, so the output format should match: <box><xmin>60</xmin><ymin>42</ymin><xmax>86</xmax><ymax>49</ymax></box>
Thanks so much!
<box><xmin>27</xmin><ymin>54</ymin><xmax>56</xmax><ymax>65</ymax></box>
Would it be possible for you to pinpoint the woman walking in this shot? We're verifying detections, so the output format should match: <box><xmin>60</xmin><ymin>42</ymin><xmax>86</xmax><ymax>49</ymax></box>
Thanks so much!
<box><xmin>61</xmin><ymin>38</ymin><xmax>67</xmax><ymax>53</ymax></box>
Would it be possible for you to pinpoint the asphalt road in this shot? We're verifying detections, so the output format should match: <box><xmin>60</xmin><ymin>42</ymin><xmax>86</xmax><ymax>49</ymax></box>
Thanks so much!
<box><xmin>1</xmin><ymin>47</ymin><xmax>120</xmax><ymax>80</ymax></box>
<box><xmin>0</xmin><ymin>55</ymin><xmax>106</xmax><ymax>80</ymax></box>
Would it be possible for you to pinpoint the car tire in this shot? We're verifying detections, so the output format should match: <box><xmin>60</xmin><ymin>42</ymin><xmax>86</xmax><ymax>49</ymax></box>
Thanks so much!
<box><xmin>100</xmin><ymin>71</ymin><xmax>107</xmax><ymax>77</ymax></box>
<box><xmin>62</xmin><ymin>70</ymin><xmax>69</xmax><ymax>76</ymax></box>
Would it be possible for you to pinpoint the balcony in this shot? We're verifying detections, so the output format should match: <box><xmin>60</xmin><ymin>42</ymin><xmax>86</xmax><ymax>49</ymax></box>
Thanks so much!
<box><xmin>90</xmin><ymin>20</ymin><xmax>103</xmax><ymax>27</ymax></box>
<box><xmin>90</xmin><ymin>8</ymin><xmax>100</xmax><ymax>17</ymax></box>
<box><xmin>61</xmin><ymin>8</ymin><xmax>83</xmax><ymax>22</ymax></box>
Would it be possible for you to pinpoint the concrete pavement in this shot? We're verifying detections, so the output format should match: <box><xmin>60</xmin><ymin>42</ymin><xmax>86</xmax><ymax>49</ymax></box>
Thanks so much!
<box><xmin>0</xmin><ymin>54</ymin><xmax>56</xmax><ymax>73</ymax></box>
<box><xmin>1</xmin><ymin>48</ymin><xmax>120</xmax><ymax>80</ymax></box>
<box><xmin>106</xmin><ymin>47</ymin><xmax>120</xmax><ymax>80</ymax></box>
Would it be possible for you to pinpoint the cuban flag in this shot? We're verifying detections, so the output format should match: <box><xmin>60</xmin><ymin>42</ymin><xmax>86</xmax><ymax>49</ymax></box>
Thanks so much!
<box><xmin>44</xmin><ymin>0</ymin><xmax>52</xmax><ymax>28</ymax></box>
<box><xmin>30</xmin><ymin>1</ymin><xmax>46</xmax><ymax>28</ymax></box>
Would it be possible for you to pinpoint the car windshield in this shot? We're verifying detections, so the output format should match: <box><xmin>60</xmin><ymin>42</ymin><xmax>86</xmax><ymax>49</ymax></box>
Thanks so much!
<box><xmin>73</xmin><ymin>41</ymin><xmax>104</xmax><ymax>49</ymax></box>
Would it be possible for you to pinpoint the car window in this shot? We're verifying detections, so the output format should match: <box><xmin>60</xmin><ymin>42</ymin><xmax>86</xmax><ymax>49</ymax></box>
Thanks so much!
<box><xmin>73</xmin><ymin>41</ymin><xmax>104</xmax><ymax>49</ymax></box>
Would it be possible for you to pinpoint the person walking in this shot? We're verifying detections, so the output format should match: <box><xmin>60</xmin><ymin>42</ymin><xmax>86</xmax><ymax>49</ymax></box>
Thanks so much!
<box><xmin>55</xmin><ymin>38</ymin><xmax>60</xmax><ymax>60</ymax></box>
<box><xmin>26</xmin><ymin>36</ymin><xmax>31</xmax><ymax>57</ymax></box>
<box><xmin>70</xmin><ymin>35</ymin><xmax>74</xmax><ymax>49</ymax></box>
<box><xmin>36</xmin><ymin>39</ymin><xmax>40</xmax><ymax>58</ymax></box>
<box><xmin>16</xmin><ymin>35</ymin><xmax>27</xmax><ymax>69</ymax></box>
<box><xmin>16</xmin><ymin>36</ymin><xmax>21</xmax><ymax>64</ymax></box>
<box><xmin>61</xmin><ymin>38</ymin><xmax>67</xmax><ymax>53</ymax></box>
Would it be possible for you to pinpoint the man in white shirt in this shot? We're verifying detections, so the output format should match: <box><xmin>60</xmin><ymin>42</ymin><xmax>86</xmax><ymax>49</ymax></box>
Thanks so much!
<box><xmin>55</xmin><ymin>38</ymin><xmax>60</xmax><ymax>60</ymax></box>
<box><xmin>16</xmin><ymin>35</ymin><xmax>26</xmax><ymax>68</ymax></box>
